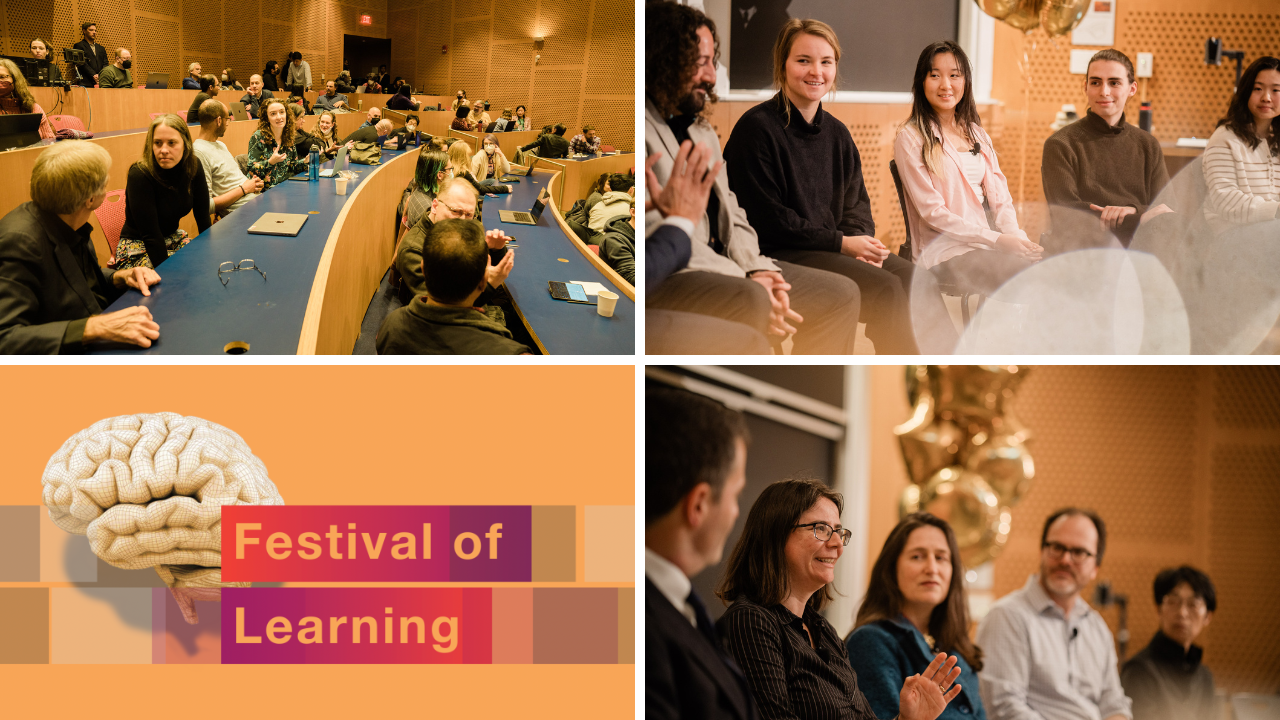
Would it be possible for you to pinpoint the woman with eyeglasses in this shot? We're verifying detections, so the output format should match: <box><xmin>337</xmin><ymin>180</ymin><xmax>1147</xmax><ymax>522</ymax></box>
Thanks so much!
<box><xmin>845</xmin><ymin>513</ymin><xmax>986</xmax><ymax>720</ymax></box>
<box><xmin>717</xmin><ymin>478</ymin><xmax>965</xmax><ymax>720</ymax></box>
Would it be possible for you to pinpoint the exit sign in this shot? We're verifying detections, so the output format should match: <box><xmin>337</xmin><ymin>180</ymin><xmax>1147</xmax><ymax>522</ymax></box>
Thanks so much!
<box><xmin>359</xmin><ymin>14</ymin><xmax>371</xmax><ymax>25</ymax></box>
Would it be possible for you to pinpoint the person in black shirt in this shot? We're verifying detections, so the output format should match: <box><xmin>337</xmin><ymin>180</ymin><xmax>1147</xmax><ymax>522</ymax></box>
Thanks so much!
<box><xmin>519</xmin><ymin>123</ymin><xmax>570</xmax><ymax>159</ymax></box>
<box><xmin>262</xmin><ymin>61</ymin><xmax>280</xmax><ymax>92</ymax></box>
<box><xmin>186</xmin><ymin>74</ymin><xmax>220</xmax><ymax>122</ymax></box>
<box><xmin>716</xmin><ymin>477</ymin><xmax>964</xmax><ymax>720</ymax></box>
<box><xmin>116</xmin><ymin>115</ymin><xmax>211</xmax><ymax>269</ymax></box>
<box><xmin>1121</xmin><ymin>566</ymin><xmax>1217</xmax><ymax>720</ymax></box>
<box><xmin>0</xmin><ymin>141</ymin><xmax>161</xmax><ymax>353</ymax></box>
<box><xmin>72</xmin><ymin>22</ymin><xmax>109</xmax><ymax>87</ymax></box>
<box><xmin>725</xmin><ymin>19</ymin><xmax>958</xmax><ymax>354</ymax></box>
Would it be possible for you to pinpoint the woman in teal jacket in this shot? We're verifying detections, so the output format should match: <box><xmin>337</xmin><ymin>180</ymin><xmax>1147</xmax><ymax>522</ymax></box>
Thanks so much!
<box><xmin>846</xmin><ymin>513</ymin><xmax>987</xmax><ymax>720</ymax></box>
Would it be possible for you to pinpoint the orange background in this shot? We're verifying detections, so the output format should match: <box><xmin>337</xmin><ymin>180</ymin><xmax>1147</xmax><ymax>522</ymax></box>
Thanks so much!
<box><xmin>0</xmin><ymin>365</ymin><xmax>634</xmax><ymax>717</ymax></box>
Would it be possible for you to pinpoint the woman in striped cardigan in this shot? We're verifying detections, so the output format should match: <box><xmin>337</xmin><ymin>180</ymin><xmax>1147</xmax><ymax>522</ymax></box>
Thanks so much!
<box><xmin>1203</xmin><ymin>56</ymin><xmax>1280</xmax><ymax>236</ymax></box>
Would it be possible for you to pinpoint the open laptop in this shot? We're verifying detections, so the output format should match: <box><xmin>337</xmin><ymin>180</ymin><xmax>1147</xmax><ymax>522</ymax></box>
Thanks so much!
<box><xmin>484</xmin><ymin>121</ymin><xmax>499</xmax><ymax>133</ymax></box>
<box><xmin>0</xmin><ymin>113</ymin><xmax>46</xmax><ymax>151</ymax></box>
<box><xmin>498</xmin><ymin>187</ymin><xmax>549</xmax><ymax>225</ymax></box>
<box><xmin>247</xmin><ymin>212</ymin><xmax>309</xmax><ymax>236</ymax></box>
<box><xmin>144</xmin><ymin>73</ymin><xmax>169</xmax><ymax>89</ymax></box>
<box><xmin>320</xmin><ymin>145</ymin><xmax>346</xmax><ymax>177</ymax></box>
<box><xmin>499</xmin><ymin>155</ymin><xmax>538</xmax><ymax>182</ymax></box>
<box><xmin>229</xmin><ymin>102</ymin><xmax>249</xmax><ymax>121</ymax></box>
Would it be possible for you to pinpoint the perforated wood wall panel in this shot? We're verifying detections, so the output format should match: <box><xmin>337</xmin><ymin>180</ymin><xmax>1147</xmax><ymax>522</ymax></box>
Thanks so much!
<box><xmin>261</xmin><ymin>0</ymin><xmax>293</xmax><ymax>23</ymax></box>
<box><xmin>449</xmin><ymin>16</ymin><xmax>490</xmax><ymax>94</ymax></box>
<box><xmin>980</xmin><ymin>366</ymin><xmax>1280</xmax><ymax>694</ymax></box>
<box><xmin>416</xmin><ymin>0</ymin><xmax>450</xmax><ymax>92</ymax></box>
<box><xmin>297</xmin><ymin>0</ymin><xmax>327</xmax><ymax>52</ymax></box>
<box><xmin>3</xmin><ymin>0</ymin><xmax>77</xmax><ymax>57</ymax></box>
<box><xmin>182</xmin><ymin>1</ymin><xmax>222</xmax><ymax>56</ymax></box>
<box><xmin>487</xmin><ymin>57</ymin><xmax>532</xmax><ymax>119</ymax></box>
<box><xmin>387</xmin><ymin>7</ymin><xmax>416</xmax><ymax>85</ymax></box>
<box><xmin>134</xmin><ymin>0</ymin><xmax>177</xmax><ymax>15</ymax></box>
<box><xmin>223</xmin><ymin>0</ymin><xmax>261</xmax><ymax>82</ymax></box>
<box><xmin>134</xmin><ymin>15</ymin><xmax>177</xmax><ymax>86</ymax></box>
<box><xmin>537</xmin><ymin>0</ymin><xmax>588</xmax><ymax>66</ymax></box>
<box><xmin>534</xmin><ymin>65</ymin><xmax>581</xmax><ymax>136</ymax></box>
<box><xmin>849</xmin><ymin>122</ymin><xmax>906</xmax><ymax>251</ymax></box>
<box><xmin>79</xmin><ymin>0</ymin><xmax>135</xmax><ymax>53</ymax></box>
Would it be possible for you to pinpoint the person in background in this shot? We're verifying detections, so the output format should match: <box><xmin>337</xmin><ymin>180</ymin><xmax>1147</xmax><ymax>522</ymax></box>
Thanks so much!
<box><xmin>599</xmin><ymin>206</ymin><xmax>635</xmax><ymax>286</ymax></box>
<box><xmin>393</xmin><ymin>177</ymin><xmax>495</xmax><ymax>304</ymax></box>
<box><xmin>519</xmin><ymin>123</ymin><xmax>570</xmax><ymax>159</ymax></box>
<box><xmin>335</xmin><ymin>70</ymin><xmax>355</xmax><ymax>94</ymax></box>
<box><xmin>452</xmin><ymin>89</ymin><xmax>469</xmax><ymax>110</ymax></box>
<box><xmin>240</xmin><ymin>74</ymin><xmax>274</xmax><ymax>119</ymax></box>
<box><xmin>0</xmin><ymin>59</ymin><xmax>56</xmax><ymax>139</ymax></box>
<box><xmin>471</xmin><ymin>133</ymin><xmax>511</xmax><ymax>182</ymax></box>
<box><xmin>116</xmin><ymin>115</ymin><xmax>210</xmax><ymax>269</ymax></box>
<box><xmin>512</xmin><ymin>104</ymin><xmax>529</xmax><ymax>131</ymax></box>
<box><xmin>895</xmin><ymin>41</ymin><xmax>1041</xmax><ymax>296</ymax></box>
<box><xmin>589</xmin><ymin>173</ymin><xmax>634</xmax><ymax>231</ymax></box>
<box><xmin>185</xmin><ymin>74</ymin><xmax>219</xmax><ymax>123</ymax></box>
<box><xmin>222</xmin><ymin>69</ymin><xmax>243</xmax><ymax>91</ymax></box>
<box><xmin>246</xmin><ymin>97</ymin><xmax>307</xmax><ymax>190</ymax></box>
<box><xmin>377</xmin><ymin>65</ymin><xmax>391</xmax><ymax>89</ymax></box>
<box><xmin>452</xmin><ymin>105</ymin><xmax>473</xmax><ymax>132</ymax></box>
<box><xmin>0</xmin><ymin>141</ymin><xmax>162</xmax><ymax>352</ymax></box>
<box><xmin>975</xmin><ymin>508</ymin><xmax>1132</xmax><ymax>720</ymax></box>
<box><xmin>397</xmin><ymin>149</ymin><xmax>452</xmax><ymax>240</ymax></box>
<box><xmin>72</xmin><ymin>22</ymin><xmax>108</xmax><ymax>87</ymax></box>
<box><xmin>261</xmin><ymin>60</ymin><xmax>280</xmax><ymax>92</ymax></box>
<box><xmin>29</xmin><ymin>39</ymin><xmax>63</xmax><ymax>84</ymax></box>
<box><xmin>449</xmin><ymin>139</ymin><xmax>510</xmax><ymax>197</ymax></box>
<box><xmin>468</xmin><ymin>102</ymin><xmax>490</xmax><ymax>129</ymax></box>
<box><xmin>288</xmin><ymin>102</ymin><xmax>317</xmax><ymax>156</ymax></box>
<box><xmin>315</xmin><ymin>80</ymin><xmax>349</xmax><ymax>111</ymax></box>
<box><xmin>495</xmin><ymin>108</ymin><xmax>514</xmax><ymax>131</ymax></box>
<box><xmin>1120</xmin><ymin>567</ymin><xmax>1217</xmax><ymax>720</ymax></box>
<box><xmin>284</xmin><ymin>51</ymin><xmax>311</xmax><ymax>94</ymax></box>
<box><xmin>342</xmin><ymin>117</ymin><xmax>392</xmax><ymax>146</ymax></box>
<box><xmin>192</xmin><ymin>99</ymin><xmax>263</xmax><ymax>217</ymax></box>
<box><xmin>97</xmin><ymin>48</ymin><xmax>132</xmax><ymax>88</ymax></box>
<box><xmin>183</xmin><ymin>62</ymin><xmax>202</xmax><ymax>90</ymax></box>
<box><xmin>387</xmin><ymin>84</ymin><xmax>420</xmax><ymax>111</ymax></box>
<box><xmin>846</xmin><ymin>513</ymin><xmax>986</xmax><ymax>720</ymax></box>
<box><xmin>361</xmin><ymin>106</ymin><xmax>382</xmax><ymax>129</ymax></box>
<box><xmin>1202</xmin><ymin>55</ymin><xmax>1280</xmax><ymax>235</ymax></box>
<box><xmin>571</xmin><ymin>124</ymin><xmax>603</xmax><ymax>155</ymax></box>
<box><xmin>388</xmin><ymin>113</ymin><xmax>423</xmax><ymax>148</ymax></box>
<box><xmin>311</xmin><ymin>109</ymin><xmax>353</xmax><ymax>159</ymax></box>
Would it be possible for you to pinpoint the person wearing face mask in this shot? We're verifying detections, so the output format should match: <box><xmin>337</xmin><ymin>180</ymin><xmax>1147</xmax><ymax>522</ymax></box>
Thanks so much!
<box><xmin>246</xmin><ymin>98</ymin><xmax>308</xmax><ymax>190</ymax></box>
<box><xmin>115</xmin><ymin>114</ymin><xmax>211</xmax><ymax>269</ymax></box>
<box><xmin>222</xmin><ymin>69</ymin><xmax>243</xmax><ymax>91</ymax></box>
<box><xmin>311</xmin><ymin>110</ymin><xmax>354</xmax><ymax>159</ymax></box>
<box><xmin>717</xmin><ymin>478</ymin><xmax>966</xmax><ymax>720</ymax></box>
<box><xmin>846</xmin><ymin>513</ymin><xmax>987</xmax><ymax>720</ymax></box>
<box><xmin>193</xmin><ymin>100</ymin><xmax>264</xmax><ymax>217</ymax></box>
<box><xmin>0</xmin><ymin>59</ymin><xmax>55</xmax><ymax>139</ymax></box>
<box><xmin>975</xmin><ymin>509</ymin><xmax>1132</xmax><ymax>720</ymax></box>
<box><xmin>97</xmin><ymin>48</ymin><xmax>133</xmax><ymax>89</ymax></box>
<box><xmin>341</xmin><ymin>117</ymin><xmax>392</xmax><ymax>146</ymax></box>
<box><xmin>388</xmin><ymin>113</ymin><xmax>423</xmax><ymax>148</ymax></box>
<box><xmin>360</xmin><ymin>106</ymin><xmax>382</xmax><ymax>129</ymax></box>
<box><xmin>471</xmin><ymin>134</ymin><xmax>511</xmax><ymax>181</ymax></box>
<box><xmin>451</xmin><ymin>90</ymin><xmax>469</xmax><ymax>111</ymax></box>
<box><xmin>72</xmin><ymin>22</ymin><xmax>109</xmax><ymax>87</ymax></box>
<box><xmin>28</xmin><ymin>39</ymin><xmax>63</xmax><ymax>84</ymax></box>
<box><xmin>0</xmin><ymin>141</ymin><xmax>162</xmax><ymax>353</ymax></box>
<box><xmin>448</xmin><ymin>139</ymin><xmax>510</xmax><ymax>198</ymax></box>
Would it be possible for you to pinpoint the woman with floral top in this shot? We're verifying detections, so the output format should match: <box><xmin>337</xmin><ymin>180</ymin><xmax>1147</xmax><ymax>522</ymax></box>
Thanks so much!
<box><xmin>246</xmin><ymin>97</ymin><xmax>307</xmax><ymax>190</ymax></box>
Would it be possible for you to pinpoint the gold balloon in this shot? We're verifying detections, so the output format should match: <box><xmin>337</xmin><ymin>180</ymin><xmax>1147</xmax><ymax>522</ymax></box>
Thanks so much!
<box><xmin>1002</xmin><ymin>0</ymin><xmax>1045</xmax><ymax>32</ymax></box>
<box><xmin>966</xmin><ymin>426</ymin><xmax>1035</xmax><ymax>505</ymax></box>
<box><xmin>901</xmin><ymin>468</ymin><xmax>1012</xmax><ymax>568</ymax></box>
<box><xmin>1040</xmin><ymin>0</ymin><xmax>1091</xmax><ymax>37</ymax></box>
<box><xmin>972</xmin><ymin>0</ymin><xmax>1020</xmax><ymax>20</ymax></box>
<box><xmin>898</xmin><ymin>417</ymin><xmax>967</xmax><ymax>487</ymax></box>
<box><xmin>930</xmin><ymin>365</ymin><xmax>1028</xmax><ymax>424</ymax></box>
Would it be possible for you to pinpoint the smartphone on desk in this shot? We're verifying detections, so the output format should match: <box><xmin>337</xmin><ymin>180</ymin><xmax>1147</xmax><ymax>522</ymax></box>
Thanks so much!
<box><xmin>548</xmin><ymin>281</ymin><xmax>595</xmax><ymax>304</ymax></box>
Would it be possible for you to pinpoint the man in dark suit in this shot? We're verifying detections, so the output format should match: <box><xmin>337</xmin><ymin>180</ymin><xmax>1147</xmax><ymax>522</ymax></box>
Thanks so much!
<box><xmin>646</xmin><ymin>388</ymin><xmax>757</xmax><ymax>720</ymax></box>
<box><xmin>72</xmin><ymin>22</ymin><xmax>109</xmax><ymax>87</ymax></box>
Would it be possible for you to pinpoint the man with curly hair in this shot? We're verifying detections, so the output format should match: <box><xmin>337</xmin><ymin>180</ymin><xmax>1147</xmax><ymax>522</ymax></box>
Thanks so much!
<box><xmin>645</xmin><ymin>0</ymin><xmax>860</xmax><ymax>354</ymax></box>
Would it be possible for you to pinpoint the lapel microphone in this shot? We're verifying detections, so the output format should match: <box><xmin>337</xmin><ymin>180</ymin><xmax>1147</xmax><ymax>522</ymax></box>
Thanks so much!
<box><xmin>971</xmin><ymin>141</ymin><xmax>981</xmax><ymax>155</ymax></box>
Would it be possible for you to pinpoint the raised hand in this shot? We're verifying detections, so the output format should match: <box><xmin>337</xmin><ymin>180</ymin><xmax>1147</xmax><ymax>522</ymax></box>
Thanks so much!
<box><xmin>644</xmin><ymin>140</ymin><xmax>721</xmax><ymax>222</ymax></box>
<box><xmin>899</xmin><ymin>652</ymin><xmax>963</xmax><ymax>720</ymax></box>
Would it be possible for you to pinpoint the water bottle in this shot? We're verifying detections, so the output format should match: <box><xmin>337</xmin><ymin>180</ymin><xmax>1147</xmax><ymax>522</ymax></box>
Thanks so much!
<box><xmin>309</xmin><ymin>145</ymin><xmax>319</xmax><ymax>181</ymax></box>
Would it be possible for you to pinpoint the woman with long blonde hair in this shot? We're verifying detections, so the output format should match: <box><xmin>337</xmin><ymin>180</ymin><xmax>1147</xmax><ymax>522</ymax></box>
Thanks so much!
<box><xmin>0</xmin><ymin>58</ymin><xmax>55</xmax><ymax>139</ymax></box>
<box><xmin>246</xmin><ymin>97</ymin><xmax>306</xmax><ymax>189</ymax></box>
<box><xmin>115</xmin><ymin>114</ymin><xmax>210</xmax><ymax>269</ymax></box>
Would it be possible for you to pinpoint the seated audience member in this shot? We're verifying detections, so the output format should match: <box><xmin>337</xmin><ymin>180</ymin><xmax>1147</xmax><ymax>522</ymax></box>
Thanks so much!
<box><xmin>116</xmin><ymin>115</ymin><xmax>211</xmax><ymax>269</ymax></box>
<box><xmin>726</xmin><ymin>20</ymin><xmax>956</xmax><ymax>354</ymax></box>
<box><xmin>72</xmin><ymin>22</ymin><xmax>108</xmax><ymax>88</ymax></box>
<box><xmin>361</xmin><ymin>106</ymin><xmax>382</xmax><ymax>129</ymax></box>
<box><xmin>261</xmin><ymin>61</ymin><xmax>280</xmax><ymax>92</ymax></box>
<box><xmin>645</xmin><ymin>0</ymin><xmax>861</xmax><ymax>354</ymax></box>
<box><xmin>718</xmin><ymin>477</ymin><xmax>964</xmax><ymax>720</ymax></box>
<box><xmin>1042</xmin><ymin>49</ymin><xmax>1172</xmax><ymax>250</ymax></box>
<box><xmin>311</xmin><ymin>110</ymin><xmax>353</xmax><ymax>159</ymax></box>
<box><xmin>495</xmin><ymin>108</ymin><xmax>514</xmax><ymax>131</ymax></box>
<box><xmin>284</xmin><ymin>51</ymin><xmax>311</xmax><ymax>94</ymax></box>
<box><xmin>185</xmin><ymin>74</ymin><xmax>220</xmax><ymax>123</ymax></box>
<box><xmin>471</xmin><ymin>134</ymin><xmax>511</xmax><ymax>180</ymax></box>
<box><xmin>387</xmin><ymin>84</ymin><xmax>420</xmax><ymax>111</ymax></box>
<box><xmin>519</xmin><ymin>123</ymin><xmax>570</xmax><ymax>159</ymax></box>
<box><xmin>646</xmin><ymin>387</ymin><xmax>757</xmax><ymax>720</ymax></box>
<box><xmin>0</xmin><ymin>141</ymin><xmax>162</xmax><ymax>353</ymax></box>
<box><xmin>895</xmin><ymin>41</ymin><xmax>1042</xmax><ymax>296</ymax></box>
<box><xmin>584</xmin><ymin>171</ymin><xmax>612</xmax><ymax>218</ymax></box>
<box><xmin>975</xmin><ymin>509</ymin><xmax>1132</xmax><ymax>720</ymax></box>
<box><xmin>467</xmin><ymin>102</ymin><xmax>490</xmax><ymax>129</ymax></box>
<box><xmin>288</xmin><ymin>102</ymin><xmax>318</xmax><ymax>156</ymax></box>
<box><xmin>395</xmin><ymin>178</ymin><xmax>481</xmax><ymax>302</ymax></box>
<box><xmin>1120</xmin><ymin>566</ymin><xmax>1217</xmax><ymax>720</ymax></box>
<box><xmin>376</xmin><ymin>218</ymin><xmax>525</xmax><ymax>355</ymax></box>
<box><xmin>388</xmin><ymin>113</ymin><xmax>423</xmax><ymax>147</ymax></box>
<box><xmin>398</xmin><ymin>149</ymin><xmax>451</xmax><ymax>237</ymax></box>
<box><xmin>452</xmin><ymin>106</ymin><xmax>474</xmax><ymax>131</ymax></box>
<box><xmin>342</xmin><ymin>118</ymin><xmax>392</xmax><ymax>146</ymax></box>
<box><xmin>315</xmin><ymin>80</ymin><xmax>349</xmax><ymax>111</ymax></box>
<box><xmin>599</xmin><ymin>207</ymin><xmax>635</xmax><ymax>286</ymax></box>
<box><xmin>589</xmin><ymin>173</ymin><xmax>635</xmax><ymax>231</ymax></box>
<box><xmin>193</xmin><ymin>99</ymin><xmax>264</xmax><ymax>217</ymax></box>
<box><xmin>571</xmin><ymin>124</ymin><xmax>603</xmax><ymax>155</ymax></box>
<box><xmin>247</xmin><ymin>98</ymin><xmax>307</xmax><ymax>190</ymax></box>
<box><xmin>98</xmin><ymin>48</ymin><xmax>133</xmax><ymax>88</ymax></box>
<box><xmin>183</xmin><ymin>62</ymin><xmax>202</xmax><ymax>90</ymax></box>
<box><xmin>846</xmin><ymin>513</ymin><xmax>986</xmax><ymax>720</ymax></box>
<box><xmin>512</xmin><ymin>104</ymin><xmax>530</xmax><ymax>131</ymax></box>
<box><xmin>448</xmin><ymin>140</ymin><xmax>509</xmax><ymax>197</ymax></box>
<box><xmin>0</xmin><ymin>59</ymin><xmax>55</xmax><ymax>139</ymax></box>
<box><xmin>240</xmin><ymin>74</ymin><xmax>274</xmax><ymax>119</ymax></box>
<box><xmin>334</xmin><ymin>70</ymin><xmax>355</xmax><ymax>94</ymax></box>
<box><xmin>1203</xmin><ymin>55</ymin><xmax>1280</xmax><ymax>236</ymax></box>
<box><xmin>451</xmin><ymin>90</ymin><xmax>469</xmax><ymax>111</ymax></box>
<box><xmin>222</xmin><ymin>69</ymin><xmax>243</xmax><ymax>91</ymax></box>
<box><xmin>29</xmin><ymin>39</ymin><xmax>63</xmax><ymax>83</ymax></box>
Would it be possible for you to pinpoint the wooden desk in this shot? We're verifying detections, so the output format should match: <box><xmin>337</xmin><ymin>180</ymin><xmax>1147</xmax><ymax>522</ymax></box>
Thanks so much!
<box><xmin>537</xmin><ymin>153</ymin><xmax>636</xmax><ymax>208</ymax></box>
<box><xmin>1160</xmin><ymin>142</ymin><xmax>1205</xmax><ymax>178</ymax></box>
<box><xmin>447</xmin><ymin>129</ymin><xmax>540</xmax><ymax>161</ymax></box>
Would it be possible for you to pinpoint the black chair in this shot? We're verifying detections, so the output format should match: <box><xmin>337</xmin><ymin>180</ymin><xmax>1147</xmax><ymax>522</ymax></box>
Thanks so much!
<box><xmin>889</xmin><ymin>158</ymin><xmax>983</xmax><ymax>327</ymax></box>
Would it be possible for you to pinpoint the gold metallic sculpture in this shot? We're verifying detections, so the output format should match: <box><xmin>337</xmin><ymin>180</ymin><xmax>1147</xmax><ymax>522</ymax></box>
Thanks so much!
<box><xmin>896</xmin><ymin>366</ymin><xmax>1034</xmax><ymax>567</ymax></box>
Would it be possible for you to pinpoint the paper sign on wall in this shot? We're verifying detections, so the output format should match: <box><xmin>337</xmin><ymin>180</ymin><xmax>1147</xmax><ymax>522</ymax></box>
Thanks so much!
<box><xmin>1072</xmin><ymin>0</ymin><xmax>1116</xmax><ymax>46</ymax></box>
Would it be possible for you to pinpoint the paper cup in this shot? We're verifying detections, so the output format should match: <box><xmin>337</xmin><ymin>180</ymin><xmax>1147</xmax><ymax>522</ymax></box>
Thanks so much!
<box><xmin>597</xmin><ymin>290</ymin><xmax>618</xmax><ymax>318</ymax></box>
<box><xmin>335</xmin><ymin>177</ymin><xmax>348</xmax><ymax>195</ymax></box>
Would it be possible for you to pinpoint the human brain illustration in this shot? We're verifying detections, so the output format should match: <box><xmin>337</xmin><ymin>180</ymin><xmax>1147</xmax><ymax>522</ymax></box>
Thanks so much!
<box><xmin>41</xmin><ymin>413</ymin><xmax>284</xmax><ymax>589</ymax></box>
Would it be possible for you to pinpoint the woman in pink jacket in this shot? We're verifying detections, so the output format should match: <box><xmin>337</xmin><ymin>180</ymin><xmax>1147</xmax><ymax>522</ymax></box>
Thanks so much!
<box><xmin>894</xmin><ymin>41</ymin><xmax>1041</xmax><ymax>294</ymax></box>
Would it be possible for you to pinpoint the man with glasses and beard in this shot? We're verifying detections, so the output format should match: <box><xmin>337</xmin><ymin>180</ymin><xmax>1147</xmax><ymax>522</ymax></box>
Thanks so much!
<box><xmin>644</xmin><ymin>0</ymin><xmax>860</xmax><ymax>355</ymax></box>
<box><xmin>975</xmin><ymin>509</ymin><xmax>1132</xmax><ymax>720</ymax></box>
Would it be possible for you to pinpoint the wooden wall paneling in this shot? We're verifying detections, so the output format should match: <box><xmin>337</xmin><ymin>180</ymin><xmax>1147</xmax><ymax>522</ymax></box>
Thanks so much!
<box><xmin>78</xmin><ymin>0</ymin><xmax>134</xmax><ymax>63</ymax></box>
<box><xmin>536</xmin><ymin>0</ymin><xmax>588</xmax><ymax>66</ymax></box>
<box><xmin>297</xmin><ymin>0</ymin><xmax>327</xmax><ymax>73</ymax></box>
<box><xmin>415</xmin><ymin>0</ymin><xmax>450</xmax><ymax>93</ymax></box>
<box><xmin>134</xmin><ymin>0</ymin><xmax>176</xmax><ymax>16</ymax></box>
<box><xmin>223</xmin><ymin>0</ymin><xmax>261</xmax><ymax>83</ymax></box>
<box><xmin>450</xmin><ymin>15</ymin><xmax>491</xmax><ymax>101</ymax></box>
<box><xmin>181</xmin><ymin>0</ymin><xmax>224</xmax><ymax>78</ymax></box>
<box><xmin>4</xmin><ymin>0</ymin><xmax>78</xmax><ymax>58</ymax></box>
<box><xmin>261</xmin><ymin>0</ymin><xmax>294</xmax><ymax>23</ymax></box>
<box><xmin>259</xmin><ymin>19</ymin><xmax>295</xmax><ymax>85</ymax></box>
<box><xmin>387</xmin><ymin>6</ymin><xmax>416</xmax><ymax>84</ymax></box>
<box><xmin>533</xmin><ymin>66</ymin><xmax>581</xmax><ymax>140</ymax></box>
<box><xmin>133</xmin><ymin>14</ymin><xmax>180</xmax><ymax>90</ymax></box>
<box><xmin>583</xmin><ymin>0</ymin><xmax>628</xmax><ymax>96</ymax></box>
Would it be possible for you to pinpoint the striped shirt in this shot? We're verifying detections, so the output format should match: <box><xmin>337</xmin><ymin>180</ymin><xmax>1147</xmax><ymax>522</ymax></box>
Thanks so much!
<box><xmin>974</xmin><ymin>575</ymin><xmax>1132</xmax><ymax>720</ymax></box>
<box><xmin>718</xmin><ymin>597</ymin><xmax>878</xmax><ymax>720</ymax></box>
<box><xmin>1202</xmin><ymin>124</ymin><xmax>1280</xmax><ymax>235</ymax></box>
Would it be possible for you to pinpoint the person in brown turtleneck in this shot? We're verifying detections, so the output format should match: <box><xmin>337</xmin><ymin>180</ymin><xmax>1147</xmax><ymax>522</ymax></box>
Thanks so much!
<box><xmin>1041</xmin><ymin>49</ymin><xmax>1173</xmax><ymax>251</ymax></box>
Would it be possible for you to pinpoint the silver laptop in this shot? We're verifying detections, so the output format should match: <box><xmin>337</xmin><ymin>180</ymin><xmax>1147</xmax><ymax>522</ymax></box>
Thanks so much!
<box><xmin>247</xmin><ymin>212</ymin><xmax>309</xmax><ymax>236</ymax></box>
<box><xmin>144</xmin><ymin>72</ymin><xmax>169</xmax><ymax>89</ymax></box>
<box><xmin>229</xmin><ymin>102</ymin><xmax>249</xmax><ymax>121</ymax></box>
<box><xmin>498</xmin><ymin>188</ymin><xmax>549</xmax><ymax>225</ymax></box>
<box><xmin>320</xmin><ymin>145</ymin><xmax>346</xmax><ymax>177</ymax></box>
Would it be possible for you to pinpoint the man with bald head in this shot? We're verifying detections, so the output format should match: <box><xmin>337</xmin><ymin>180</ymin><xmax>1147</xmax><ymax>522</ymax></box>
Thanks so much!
<box><xmin>360</xmin><ymin>106</ymin><xmax>382</xmax><ymax>129</ymax></box>
<box><xmin>97</xmin><ymin>48</ymin><xmax>132</xmax><ymax>88</ymax></box>
<box><xmin>343</xmin><ymin>118</ymin><xmax>392</xmax><ymax>146</ymax></box>
<box><xmin>192</xmin><ymin>99</ymin><xmax>264</xmax><ymax>217</ymax></box>
<box><xmin>239</xmin><ymin>74</ymin><xmax>274</xmax><ymax>118</ymax></box>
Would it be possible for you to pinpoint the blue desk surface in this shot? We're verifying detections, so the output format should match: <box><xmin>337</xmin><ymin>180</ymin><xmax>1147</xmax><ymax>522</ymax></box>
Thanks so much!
<box><xmin>562</xmin><ymin>152</ymin><xmax>628</xmax><ymax>163</ymax></box>
<box><xmin>96</xmin><ymin>151</ymin><xmax>634</xmax><ymax>354</ymax></box>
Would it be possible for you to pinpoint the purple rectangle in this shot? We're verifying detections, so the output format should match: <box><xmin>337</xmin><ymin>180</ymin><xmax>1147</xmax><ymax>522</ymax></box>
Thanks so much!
<box><xmin>449</xmin><ymin>506</ymin><xmax>532</xmax><ymax>582</ymax></box>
